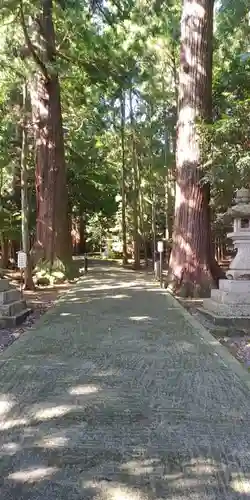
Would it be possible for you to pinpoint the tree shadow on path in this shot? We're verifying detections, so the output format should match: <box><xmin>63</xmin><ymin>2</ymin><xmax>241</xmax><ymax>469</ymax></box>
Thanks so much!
<box><xmin>1</xmin><ymin>264</ymin><xmax>250</xmax><ymax>499</ymax></box>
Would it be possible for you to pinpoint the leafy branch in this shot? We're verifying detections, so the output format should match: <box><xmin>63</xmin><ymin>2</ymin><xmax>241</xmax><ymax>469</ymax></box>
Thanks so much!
<box><xmin>19</xmin><ymin>0</ymin><xmax>49</xmax><ymax>80</ymax></box>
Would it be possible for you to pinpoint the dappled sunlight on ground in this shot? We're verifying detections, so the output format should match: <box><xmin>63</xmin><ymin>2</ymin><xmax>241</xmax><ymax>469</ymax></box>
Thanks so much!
<box><xmin>1</xmin><ymin>441</ymin><xmax>21</xmax><ymax>456</ymax></box>
<box><xmin>76</xmin><ymin>282</ymin><xmax>149</xmax><ymax>292</ymax></box>
<box><xmin>0</xmin><ymin>395</ymin><xmax>15</xmax><ymax>417</ymax></box>
<box><xmin>92</xmin><ymin>481</ymin><xmax>147</xmax><ymax>500</ymax></box>
<box><xmin>32</xmin><ymin>404</ymin><xmax>79</xmax><ymax>422</ymax></box>
<box><xmin>231</xmin><ymin>478</ymin><xmax>250</xmax><ymax>494</ymax></box>
<box><xmin>128</xmin><ymin>316</ymin><xmax>154</xmax><ymax>322</ymax></box>
<box><xmin>35</xmin><ymin>435</ymin><xmax>69</xmax><ymax>449</ymax></box>
<box><xmin>120</xmin><ymin>458</ymin><xmax>156</xmax><ymax>475</ymax></box>
<box><xmin>68</xmin><ymin>384</ymin><xmax>99</xmax><ymax>396</ymax></box>
<box><xmin>1</xmin><ymin>263</ymin><xmax>250</xmax><ymax>498</ymax></box>
<box><xmin>8</xmin><ymin>466</ymin><xmax>59</xmax><ymax>483</ymax></box>
<box><xmin>1</xmin><ymin>379</ymin><xmax>250</xmax><ymax>498</ymax></box>
<box><xmin>1</xmin><ymin>417</ymin><xmax>29</xmax><ymax>431</ymax></box>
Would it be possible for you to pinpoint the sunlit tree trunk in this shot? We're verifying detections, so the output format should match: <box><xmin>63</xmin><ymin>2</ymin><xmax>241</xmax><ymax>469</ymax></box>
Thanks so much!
<box><xmin>28</xmin><ymin>0</ymin><xmax>72</xmax><ymax>270</ymax></box>
<box><xmin>168</xmin><ymin>0</ymin><xmax>224</xmax><ymax>297</ymax></box>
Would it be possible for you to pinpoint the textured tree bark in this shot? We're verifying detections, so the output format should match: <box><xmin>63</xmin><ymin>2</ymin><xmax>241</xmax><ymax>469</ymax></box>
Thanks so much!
<box><xmin>30</xmin><ymin>0</ymin><xmax>71</xmax><ymax>270</ymax></box>
<box><xmin>168</xmin><ymin>0</ymin><xmax>224</xmax><ymax>297</ymax></box>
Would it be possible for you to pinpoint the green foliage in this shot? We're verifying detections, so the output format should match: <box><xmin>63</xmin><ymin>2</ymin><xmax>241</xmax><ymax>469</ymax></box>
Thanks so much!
<box><xmin>0</xmin><ymin>0</ymin><xmax>249</xmax><ymax>260</ymax></box>
<box><xmin>199</xmin><ymin>2</ymin><xmax>250</xmax><ymax>220</ymax></box>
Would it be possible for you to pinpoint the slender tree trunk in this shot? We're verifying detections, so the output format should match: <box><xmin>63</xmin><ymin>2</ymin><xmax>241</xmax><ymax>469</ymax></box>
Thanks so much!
<box><xmin>163</xmin><ymin>130</ymin><xmax>174</xmax><ymax>252</ymax></box>
<box><xmin>79</xmin><ymin>213</ymin><xmax>86</xmax><ymax>254</ymax></box>
<box><xmin>120</xmin><ymin>92</ymin><xmax>128</xmax><ymax>265</ymax></box>
<box><xmin>151</xmin><ymin>193</ymin><xmax>157</xmax><ymax>266</ymax></box>
<box><xmin>147</xmin><ymin>102</ymin><xmax>157</xmax><ymax>267</ymax></box>
<box><xmin>11</xmin><ymin>240</ymin><xmax>19</xmax><ymax>263</ymax></box>
<box><xmin>0</xmin><ymin>149</ymin><xmax>9</xmax><ymax>270</ymax></box>
<box><xmin>129</xmin><ymin>89</ymin><xmax>140</xmax><ymax>269</ymax></box>
<box><xmin>163</xmin><ymin>116</ymin><xmax>171</xmax><ymax>241</ymax></box>
<box><xmin>21</xmin><ymin>83</ymin><xmax>34</xmax><ymax>289</ymax></box>
<box><xmin>162</xmin><ymin>75</ymin><xmax>175</xmax><ymax>251</ymax></box>
<box><xmin>162</xmin><ymin>79</ymin><xmax>170</xmax><ymax>242</ymax></box>
<box><xmin>137</xmin><ymin>159</ymin><xmax>148</xmax><ymax>267</ymax></box>
<box><xmin>168</xmin><ymin>0</ymin><xmax>224</xmax><ymax>297</ymax></box>
<box><xmin>29</xmin><ymin>0</ymin><xmax>72</xmax><ymax>270</ymax></box>
<box><xmin>0</xmin><ymin>236</ymin><xmax>9</xmax><ymax>269</ymax></box>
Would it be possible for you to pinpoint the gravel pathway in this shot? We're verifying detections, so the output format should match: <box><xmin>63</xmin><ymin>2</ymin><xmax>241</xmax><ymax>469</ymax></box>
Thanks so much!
<box><xmin>1</xmin><ymin>264</ymin><xmax>250</xmax><ymax>499</ymax></box>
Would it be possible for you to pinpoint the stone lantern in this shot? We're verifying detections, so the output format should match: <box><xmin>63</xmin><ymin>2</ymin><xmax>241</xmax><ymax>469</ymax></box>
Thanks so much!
<box><xmin>203</xmin><ymin>188</ymin><xmax>250</xmax><ymax>319</ymax></box>
<box><xmin>226</xmin><ymin>188</ymin><xmax>250</xmax><ymax>280</ymax></box>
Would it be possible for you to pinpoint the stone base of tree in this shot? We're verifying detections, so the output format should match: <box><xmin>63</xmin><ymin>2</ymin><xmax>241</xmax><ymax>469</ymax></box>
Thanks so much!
<box><xmin>34</xmin><ymin>257</ymin><xmax>78</xmax><ymax>286</ymax></box>
<box><xmin>165</xmin><ymin>268</ymin><xmax>220</xmax><ymax>298</ymax></box>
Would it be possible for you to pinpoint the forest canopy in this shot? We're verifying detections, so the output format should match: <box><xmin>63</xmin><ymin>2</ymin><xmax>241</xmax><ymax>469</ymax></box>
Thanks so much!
<box><xmin>0</xmin><ymin>0</ymin><xmax>249</xmax><ymax>295</ymax></box>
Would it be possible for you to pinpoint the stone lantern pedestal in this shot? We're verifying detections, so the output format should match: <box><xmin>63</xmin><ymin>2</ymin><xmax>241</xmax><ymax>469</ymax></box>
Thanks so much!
<box><xmin>0</xmin><ymin>278</ymin><xmax>31</xmax><ymax>328</ymax></box>
<box><xmin>203</xmin><ymin>188</ymin><xmax>250</xmax><ymax>321</ymax></box>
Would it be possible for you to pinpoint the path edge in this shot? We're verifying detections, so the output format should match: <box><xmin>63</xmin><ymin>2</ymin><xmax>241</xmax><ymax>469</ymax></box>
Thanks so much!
<box><xmin>164</xmin><ymin>291</ymin><xmax>250</xmax><ymax>391</ymax></box>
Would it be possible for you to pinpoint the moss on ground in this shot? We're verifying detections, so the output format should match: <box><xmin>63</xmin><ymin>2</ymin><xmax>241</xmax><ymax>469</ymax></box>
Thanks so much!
<box><xmin>34</xmin><ymin>258</ymin><xmax>79</xmax><ymax>285</ymax></box>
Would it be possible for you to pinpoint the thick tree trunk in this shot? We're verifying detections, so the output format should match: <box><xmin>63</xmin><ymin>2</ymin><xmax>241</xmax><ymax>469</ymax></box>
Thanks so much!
<box><xmin>168</xmin><ymin>0</ymin><xmax>224</xmax><ymax>297</ymax></box>
<box><xmin>30</xmin><ymin>0</ymin><xmax>71</xmax><ymax>270</ymax></box>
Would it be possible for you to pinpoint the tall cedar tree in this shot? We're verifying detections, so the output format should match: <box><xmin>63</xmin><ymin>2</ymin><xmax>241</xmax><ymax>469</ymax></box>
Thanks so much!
<box><xmin>26</xmin><ymin>0</ymin><xmax>72</xmax><ymax>268</ymax></box>
<box><xmin>168</xmin><ymin>0</ymin><xmax>224</xmax><ymax>297</ymax></box>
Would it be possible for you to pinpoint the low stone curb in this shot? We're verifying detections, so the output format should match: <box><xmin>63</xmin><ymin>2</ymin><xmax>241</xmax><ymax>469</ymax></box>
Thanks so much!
<box><xmin>197</xmin><ymin>306</ymin><xmax>250</xmax><ymax>329</ymax></box>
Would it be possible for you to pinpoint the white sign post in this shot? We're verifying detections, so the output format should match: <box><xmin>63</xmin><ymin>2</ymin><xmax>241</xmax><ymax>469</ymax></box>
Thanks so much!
<box><xmin>157</xmin><ymin>241</ymin><xmax>164</xmax><ymax>287</ymax></box>
<box><xmin>17</xmin><ymin>251</ymin><xmax>27</xmax><ymax>269</ymax></box>
<box><xmin>157</xmin><ymin>241</ymin><xmax>164</xmax><ymax>253</ymax></box>
<box><xmin>17</xmin><ymin>251</ymin><xmax>27</xmax><ymax>294</ymax></box>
